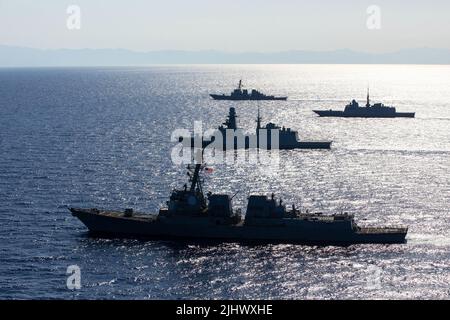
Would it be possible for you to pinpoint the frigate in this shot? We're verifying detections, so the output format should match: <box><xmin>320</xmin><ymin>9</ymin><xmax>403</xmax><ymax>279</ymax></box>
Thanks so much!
<box><xmin>313</xmin><ymin>89</ymin><xmax>415</xmax><ymax>118</ymax></box>
<box><xmin>182</xmin><ymin>107</ymin><xmax>332</xmax><ymax>150</ymax></box>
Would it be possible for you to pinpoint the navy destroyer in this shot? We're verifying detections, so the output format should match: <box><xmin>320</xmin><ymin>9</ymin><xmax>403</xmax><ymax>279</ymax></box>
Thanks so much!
<box><xmin>70</xmin><ymin>155</ymin><xmax>408</xmax><ymax>245</ymax></box>
<box><xmin>313</xmin><ymin>89</ymin><xmax>415</xmax><ymax>118</ymax></box>
<box><xmin>182</xmin><ymin>107</ymin><xmax>331</xmax><ymax>150</ymax></box>
<box><xmin>210</xmin><ymin>80</ymin><xmax>287</xmax><ymax>101</ymax></box>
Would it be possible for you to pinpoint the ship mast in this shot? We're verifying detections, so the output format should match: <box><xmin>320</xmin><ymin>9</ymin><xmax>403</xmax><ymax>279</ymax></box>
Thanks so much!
<box><xmin>256</xmin><ymin>107</ymin><xmax>262</xmax><ymax>130</ymax></box>
<box><xmin>238</xmin><ymin>79</ymin><xmax>243</xmax><ymax>90</ymax></box>
<box><xmin>366</xmin><ymin>86</ymin><xmax>370</xmax><ymax>107</ymax></box>
<box><xmin>188</xmin><ymin>149</ymin><xmax>205</xmax><ymax>194</ymax></box>
<box><xmin>189</xmin><ymin>163</ymin><xmax>202</xmax><ymax>193</ymax></box>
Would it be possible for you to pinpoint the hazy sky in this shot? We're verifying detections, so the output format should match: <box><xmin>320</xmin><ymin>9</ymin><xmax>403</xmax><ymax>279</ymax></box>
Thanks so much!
<box><xmin>0</xmin><ymin>0</ymin><xmax>449</xmax><ymax>52</ymax></box>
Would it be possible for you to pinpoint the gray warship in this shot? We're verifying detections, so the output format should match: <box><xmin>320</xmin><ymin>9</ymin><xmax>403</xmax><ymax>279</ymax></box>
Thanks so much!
<box><xmin>210</xmin><ymin>80</ymin><xmax>287</xmax><ymax>101</ymax></box>
<box><xmin>313</xmin><ymin>89</ymin><xmax>415</xmax><ymax>118</ymax></box>
<box><xmin>70</xmin><ymin>157</ymin><xmax>408</xmax><ymax>245</ymax></box>
<box><xmin>182</xmin><ymin>107</ymin><xmax>332</xmax><ymax>150</ymax></box>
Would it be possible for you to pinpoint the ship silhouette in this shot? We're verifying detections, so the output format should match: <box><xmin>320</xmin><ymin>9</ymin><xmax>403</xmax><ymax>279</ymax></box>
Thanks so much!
<box><xmin>181</xmin><ymin>107</ymin><xmax>332</xmax><ymax>150</ymax></box>
<box><xmin>313</xmin><ymin>89</ymin><xmax>415</xmax><ymax>118</ymax></box>
<box><xmin>70</xmin><ymin>151</ymin><xmax>408</xmax><ymax>245</ymax></box>
<box><xmin>210</xmin><ymin>80</ymin><xmax>287</xmax><ymax>101</ymax></box>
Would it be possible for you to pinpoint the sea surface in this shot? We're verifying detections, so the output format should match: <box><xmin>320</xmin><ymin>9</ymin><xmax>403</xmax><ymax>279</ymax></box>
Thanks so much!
<box><xmin>0</xmin><ymin>65</ymin><xmax>449</xmax><ymax>299</ymax></box>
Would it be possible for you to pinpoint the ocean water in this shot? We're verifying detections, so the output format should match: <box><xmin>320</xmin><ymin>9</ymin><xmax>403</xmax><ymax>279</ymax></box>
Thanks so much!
<box><xmin>0</xmin><ymin>65</ymin><xmax>449</xmax><ymax>299</ymax></box>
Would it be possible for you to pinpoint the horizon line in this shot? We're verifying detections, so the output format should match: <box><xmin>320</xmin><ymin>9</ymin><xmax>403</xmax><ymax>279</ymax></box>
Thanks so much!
<box><xmin>1</xmin><ymin>44</ymin><xmax>450</xmax><ymax>55</ymax></box>
<box><xmin>1</xmin><ymin>45</ymin><xmax>449</xmax><ymax>67</ymax></box>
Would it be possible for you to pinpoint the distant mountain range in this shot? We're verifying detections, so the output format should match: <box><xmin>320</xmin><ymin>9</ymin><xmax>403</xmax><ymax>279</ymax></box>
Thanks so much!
<box><xmin>1</xmin><ymin>45</ymin><xmax>449</xmax><ymax>66</ymax></box>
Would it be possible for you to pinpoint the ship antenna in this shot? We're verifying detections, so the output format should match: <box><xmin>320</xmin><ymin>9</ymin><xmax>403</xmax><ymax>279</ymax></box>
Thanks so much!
<box><xmin>189</xmin><ymin>148</ymin><xmax>206</xmax><ymax>193</ymax></box>
<box><xmin>230</xmin><ymin>191</ymin><xmax>240</xmax><ymax>200</ymax></box>
<box><xmin>366</xmin><ymin>86</ymin><xmax>370</xmax><ymax>107</ymax></box>
<box><xmin>256</xmin><ymin>106</ymin><xmax>262</xmax><ymax>129</ymax></box>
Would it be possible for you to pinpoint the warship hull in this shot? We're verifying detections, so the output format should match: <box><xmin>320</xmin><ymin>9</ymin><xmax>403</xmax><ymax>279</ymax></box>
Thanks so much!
<box><xmin>186</xmin><ymin>138</ymin><xmax>332</xmax><ymax>150</ymax></box>
<box><xmin>210</xmin><ymin>94</ymin><xmax>287</xmax><ymax>101</ymax></box>
<box><xmin>71</xmin><ymin>209</ymin><xmax>407</xmax><ymax>245</ymax></box>
<box><xmin>275</xmin><ymin>141</ymin><xmax>331</xmax><ymax>150</ymax></box>
<box><xmin>313</xmin><ymin>110</ymin><xmax>415</xmax><ymax>118</ymax></box>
